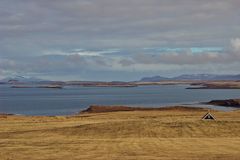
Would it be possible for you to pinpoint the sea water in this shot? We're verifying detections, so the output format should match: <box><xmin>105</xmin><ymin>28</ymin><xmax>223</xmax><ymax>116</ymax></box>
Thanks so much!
<box><xmin>0</xmin><ymin>84</ymin><xmax>239</xmax><ymax>115</ymax></box>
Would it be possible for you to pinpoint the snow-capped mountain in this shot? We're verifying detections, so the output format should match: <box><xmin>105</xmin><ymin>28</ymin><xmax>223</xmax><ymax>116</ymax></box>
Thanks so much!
<box><xmin>0</xmin><ymin>75</ymin><xmax>45</xmax><ymax>84</ymax></box>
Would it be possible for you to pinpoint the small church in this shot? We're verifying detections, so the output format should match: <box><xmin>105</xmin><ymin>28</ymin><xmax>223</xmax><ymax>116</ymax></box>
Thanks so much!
<box><xmin>202</xmin><ymin>112</ymin><xmax>215</xmax><ymax>120</ymax></box>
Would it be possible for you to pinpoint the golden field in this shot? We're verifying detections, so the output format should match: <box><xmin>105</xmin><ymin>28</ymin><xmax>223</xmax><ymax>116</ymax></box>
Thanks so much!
<box><xmin>0</xmin><ymin>106</ymin><xmax>240</xmax><ymax>160</ymax></box>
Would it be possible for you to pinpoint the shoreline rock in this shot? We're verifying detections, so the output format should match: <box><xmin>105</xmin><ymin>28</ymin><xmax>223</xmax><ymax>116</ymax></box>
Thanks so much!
<box><xmin>206</xmin><ymin>99</ymin><xmax>240</xmax><ymax>107</ymax></box>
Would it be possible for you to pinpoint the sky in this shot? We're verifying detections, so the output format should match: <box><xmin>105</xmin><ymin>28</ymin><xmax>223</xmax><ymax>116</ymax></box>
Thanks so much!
<box><xmin>0</xmin><ymin>0</ymin><xmax>240</xmax><ymax>81</ymax></box>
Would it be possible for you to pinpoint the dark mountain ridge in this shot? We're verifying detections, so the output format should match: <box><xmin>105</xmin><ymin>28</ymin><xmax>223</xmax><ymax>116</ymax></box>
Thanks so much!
<box><xmin>139</xmin><ymin>74</ymin><xmax>240</xmax><ymax>82</ymax></box>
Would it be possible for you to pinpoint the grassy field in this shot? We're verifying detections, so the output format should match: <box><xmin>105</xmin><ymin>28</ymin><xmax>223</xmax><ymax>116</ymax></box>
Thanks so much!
<box><xmin>0</xmin><ymin>107</ymin><xmax>240</xmax><ymax>160</ymax></box>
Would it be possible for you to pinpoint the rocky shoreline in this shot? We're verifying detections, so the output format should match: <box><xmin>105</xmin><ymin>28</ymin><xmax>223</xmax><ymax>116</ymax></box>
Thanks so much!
<box><xmin>206</xmin><ymin>99</ymin><xmax>240</xmax><ymax>107</ymax></box>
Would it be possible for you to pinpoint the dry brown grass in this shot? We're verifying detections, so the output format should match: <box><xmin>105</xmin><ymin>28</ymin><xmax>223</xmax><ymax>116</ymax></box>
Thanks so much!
<box><xmin>0</xmin><ymin>107</ymin><xmax>240</xmax><ymax>160</ymax></box>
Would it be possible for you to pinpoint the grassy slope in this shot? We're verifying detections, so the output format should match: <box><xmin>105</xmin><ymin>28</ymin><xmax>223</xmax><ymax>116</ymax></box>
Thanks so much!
<box><xmin>0</xmin><ymin>107</ymin><xmax>240</xmax><ymax>160</ymax></box>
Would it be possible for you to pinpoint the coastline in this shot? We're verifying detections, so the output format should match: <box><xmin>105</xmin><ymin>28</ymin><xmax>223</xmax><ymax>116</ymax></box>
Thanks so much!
<box><xmin>3</xmin><ymin>80</ymin><xmax>240</xmax><ymax>89</ymax></box>
<box><xmin>1</xmin><ymin>103</ymin><xmax>239</xmax><ymax>117</ymax></box>
<box><xmin>0</xmin><ymin>105</ymin><xmax>208</xmax><ymax>117</ymax></box>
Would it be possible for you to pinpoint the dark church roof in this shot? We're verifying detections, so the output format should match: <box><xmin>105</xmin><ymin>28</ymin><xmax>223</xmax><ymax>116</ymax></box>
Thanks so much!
<box><xmin>202</xmin><ymin>112</ymin><xmax>215</xmax><ymax>120</ymax></box>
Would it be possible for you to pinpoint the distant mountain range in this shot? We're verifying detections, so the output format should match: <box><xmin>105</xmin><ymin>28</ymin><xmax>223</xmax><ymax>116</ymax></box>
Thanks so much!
<box><xmin>139</xmin><ymin>74</ymin><xmax>240</xmax><ymax>82</ymax></box>
<box><xmin>1</xmin><ymin>74</ymin><xmax>240</xmax><ymax>84</ymax></box>
<box><xmin>0</xmin><ymin>76</ymin><xmax>52</xmax><ymax>84</ymax></box>
<box><xmin>140</xmin><ymin>76</ymin><xmax>170</xmax><ymax>82</ymax></box>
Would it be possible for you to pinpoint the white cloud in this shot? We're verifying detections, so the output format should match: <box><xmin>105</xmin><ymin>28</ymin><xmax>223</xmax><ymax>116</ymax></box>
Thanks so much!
<box><xmin>43</xmin><ymin>49</ymin><xmax>120</xmax><ymax>56</ymax></box>
<box><xmin>231</xmin><ymin>38</ymin><xmax>240</xmax><ymax>52</ymax></box>
<box><xmin>1</xmin><ymin>38</ymin><xmax>240</xmax><ymax>80</ymax></box>
<box><xmin>1</xmin><ymin>0</ymin><xmax>240</xmax><ymax>80</ymax></box>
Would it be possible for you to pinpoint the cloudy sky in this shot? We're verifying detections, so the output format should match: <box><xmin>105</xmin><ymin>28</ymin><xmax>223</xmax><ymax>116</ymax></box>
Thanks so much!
<box><xmin>0</xmin><ymin>0</ymin><xmax>240</xmax><ymax>81</ymax></box>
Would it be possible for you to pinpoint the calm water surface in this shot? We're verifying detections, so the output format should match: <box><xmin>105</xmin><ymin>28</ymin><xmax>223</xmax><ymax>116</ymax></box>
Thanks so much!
<box><xmin>0</xmin><ymin>84</ymin><xmax>239</xmax><ymax>115</ymax></box>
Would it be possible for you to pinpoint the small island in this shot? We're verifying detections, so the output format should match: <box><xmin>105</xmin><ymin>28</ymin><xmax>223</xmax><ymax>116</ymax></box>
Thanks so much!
<box><xmin>11</xmin><ymin>85</ymin><xmax>63</xmax><ymax>89</ymax></box>
<box><xmin>187</xmin><ymin>81</ymin><xmax>240</xmax><ymax>89</ymax></box>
